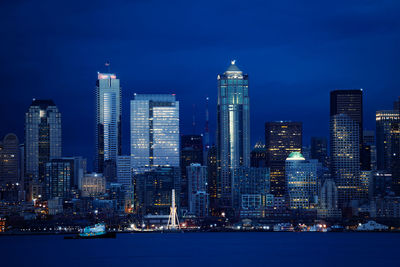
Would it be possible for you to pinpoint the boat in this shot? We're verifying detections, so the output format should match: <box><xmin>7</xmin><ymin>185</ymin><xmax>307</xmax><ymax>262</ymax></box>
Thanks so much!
<box><xmin>64</xmin><ymin>223</ymin><xmax>116</xmax><ymax>239</ymax></box>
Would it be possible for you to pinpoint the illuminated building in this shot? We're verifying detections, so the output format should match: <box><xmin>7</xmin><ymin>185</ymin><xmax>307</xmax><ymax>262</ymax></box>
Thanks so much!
<box><xmin>187</xmin><ymin>163</ymin><xmax>208</xmax><ymax>217</ymax></box>
<box><xmin>360</xmin><ymin>170</ymin><xmax>373</xmax><ymax>200</ymax></box>
<box><xmin>330</xmin><ymin>89</ymin><xmax>365</xmax><ymax>169</ymax></box>
<box><xmin>206</xmin><ymin>145</ymin><xmax>218</xmax><ymax>214</ymax></box>
<box><xmin>390</xmin><ymin>122</ymin><xmax>400</xmax><ymax>195</ymax></box>
<box><xmin>0</xmin><ymin>218</ymin><xmax>5</xmax><ymax>232</ymax></box>
<box><xmin>330</xmin><ymin>114</ymin><xmax>364</xmax><ymax>207</ymax></box>
<box><xmin>376</xmin><ymin>110</ymin><xmax>400</xmax><ymax>171</ymax></box>
<box><xmin>0</xmin><ymin>133</ymin><xmax>20</xmax><ymax>201</ymax></box>
<box><xmin>25</xmin><ymin>99</ymin><xmax>61</xmax><ymax>200</ymax></box>
<box><xmin>116</xmin><ymin>156</ymin><xmax>132</xmax><ymax>188</ymax></box>
<box><xmin>130</xmin><ymin>94</ymin><xmax>179</xmax><ymax>173</ymax></box>
<box><xmin>362</xmin><ymin>130</ymin><xmax>377</xmax><ymax>171</ymax></box>
<box><xmin>217</xmin><ymin>60</ymin><xmax>250</xmax><ymax>209</ymax></box>
<box><xmin>95</xmin><ymin>72</ymin><xmax>121</xmax><ymax>175</ymax></box>
<box><xmin>134</xmin><ymin>167</ymin><xmax>180</xmax><ymax>216</ymax></box>
<box><xmin>116</xmin><ymin>156</ymin><xmax>134</xmax><ymax>212</ymax></box>
<box><xmin>180</xmin><ymin>135</ymin><xmax>203</xmax><ymax>208</ymax></box>
<box><xmin>265</xmin><ymin>121</ymin><xmax>302</xmax><ymax>197</ymax></box>
<box><xmin>285</xmin><ymin>152</ymin><xmax>318</xmax><ymax>209</ymax></box>
<box><xmin>310</xmin><ymin>137</ymin><xmax>329</xmax><ymax>167</ymax></box>
<box><xmin>250</xmin><ymin>142</ymin><xmax>267</xmax><ymax>168</ymax></box>
<box><xmin>81</xmin><ymin>173</ymin><xmax>106</xmax><ymax>197</ymax></box>
<box><xmin>45</xmin><ymin>158</ymin><xmax>73</xmax><ymax>199</ymax></box>
<box><xmin>231</xmin><ymin>167</ymin><xmax>270</xmax><ymax>217</ymax></box>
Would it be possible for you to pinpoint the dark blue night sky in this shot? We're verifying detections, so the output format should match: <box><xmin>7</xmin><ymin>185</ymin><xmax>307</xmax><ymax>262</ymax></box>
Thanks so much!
<box><xmin>1</xmin><ymin>0</ymin><xmax>399</xmax><ymax>169</ymax></box>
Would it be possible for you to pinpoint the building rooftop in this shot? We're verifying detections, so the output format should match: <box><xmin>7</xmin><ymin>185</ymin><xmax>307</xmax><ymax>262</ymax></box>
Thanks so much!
<box><xmin>30</xmin><ymin>99</ymin><xmax>56</xmax><ymax>108</ymax></box>
<box><xmin>287</xmin><ymin>152</ymin><xmax>305</xmax><ymax>160</ymax></box>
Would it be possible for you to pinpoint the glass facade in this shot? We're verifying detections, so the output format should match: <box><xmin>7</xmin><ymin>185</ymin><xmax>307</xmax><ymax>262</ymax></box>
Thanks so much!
<box><xmin>25</xmin><ymin>99</ymin><xmax>61</xmax><ymax>200</ymax></box>
<box><xmin>376</xmin><ymin>110</ymin><xmax>400</xmax><ymax>171</ymax></box>
<box><xmin>265</xmin><ymin>121</ymin><xmax>302</xmax><ymax>197</ymax></box>
<box><xmin>130</xmin><ymin>94</ymin><xmax>179</xmax><ymax>173</ymax></box>
<box><xmin>330</xmin><ymin>114</ymin><xmax>364</xmax><ymax>207</ymax></box>
<box><xmin>95</xmin><ymin>73</ymin><xmax>121</xmax><ymax>173</ymax></box>
<box><xmin>217</xmin><ymin>61</ymin><xmax>250</xmax><ymax>208</ymax></box>
<box><xmin>285</xmin><ymin>153</ymin><xmax>318</xmax><ymax>209</ymax></box>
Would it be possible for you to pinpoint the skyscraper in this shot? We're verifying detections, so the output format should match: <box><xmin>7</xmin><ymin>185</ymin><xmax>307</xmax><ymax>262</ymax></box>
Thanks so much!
<box><xmin>130</xmin><ymin>94</ymin><xmax>179</xmax><ymax>173</ymax></box>
<box><xmin>206</xmin><ymin>145</ymin><xmax>218</xmax><ymax>214</ymax></box>
<box><xmin>285</xmin><ymin>152</ymin><xmax>318</xmax><ymax>209</ymax></box>
<box><xmin>25</xmin><ymin>99</ymin><xmax>61</xmax><ymax>200</ymax></box>
<box><xmin>265</xmin><ymin>121</ymin><xmax>302</xmax><ymax>197</ymax></box>
<box><xmin>217</xmin><ymin>60</ymin><xmax>250</xmax><ymax>209</ymax></box>
<box><xmin>390</xmin><ymin>122</ymin><xmax>400</xmax><ymax>195</ymax></box>
<box><xmin>45</xmin><ymin>158</ymin><xmax>73</xmax><ymax>199</ymax></box>
<box><xmin>376</xmin><ymin>110</ymin><xmax>400</xmax><ymax>171</ymax></box>
<box><xmin>330</xmin><ymin>113</ymin><xmax>363</xmax><ymax>207</ymax></box>
<box><xmin>95</xmin><ymin>72</ymin><xmax>121</xmax><ymax>174</ymax></box>
<box><xmin>362</xmin><ymin>130</ymin><xmax>376</xmax><ymax>171</ymax></box>
<box><xmin>0</xmin><ymin>133</ymin><xmax>20</xmax><ymax>201</ymax></box>
<box><xmin>330</xmin><ymin>89</ymin><xmax>364</xmax><ymax>169</ymax></box>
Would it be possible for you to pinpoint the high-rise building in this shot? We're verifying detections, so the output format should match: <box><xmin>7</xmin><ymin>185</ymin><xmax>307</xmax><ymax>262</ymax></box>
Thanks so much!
<box><xmin>376</xmin><ymin>110</ymin><xmax>400</xmax><ymax>171</ymax></box>
<box><xmin>25</xmin><ymin>99</ymin><xmax>62</xmax><ymax>200</ymax></box>
<box><xmin>217</xmin><ymin>60</ymin><xmax>250</xmax><ymax>209</ymax></box>
<box><xmin>265</xmin><ymin>121</ymin><xmax>302</xmax><ymax>197</ymax></box>
<box><xmin>130</xmin><ymin>94</ymin><xmax>179</xmax><ymax>173</ymax></box>
<box><xmin>116</xmin><ymin>156</ymin><xmax>132</xmax><ymax>188</ymax></box>
<box><xmin>134</xmin><ymin>167</ymin><xmax>180</xmax><ymax>216</ymax></box>
<box><xmin>95</xmin><ymin>72</ymin><xmax>121</xmax><ymax>175</ymax></box>
<box><xmin>0</xmin><ymin>133</ymin><xmax>20</xmax><ymax>201</ymax></box>
<box><xmin>330</xmin><ymin>89</ymin><xmax>365</xmax><ymax>169</ymax></box>
<box><xmin>180</xmin><ymin>135</ymin><xmax>203</xmax><ymax>208</ymax></box>
<box><xmin>187</xmin><ymin>163</ymin><xmax>208</xmax><ymax>217</ymax></box>
<box><xmin>310</xmin><ymin>137</ymin><xmax>328</xmax><ymax>167</ymax></box>
<box><xmin>250</xmin><ymin>142</ymin><xmax>267</xmax><ymax>168</ymax></box>
<box><xmin>206</xmin><ymin>145</ymin><xmax>218</xmax><ymax>214</ymax></box>
<box><xmin>45</xmin><ymin>158</ymin><xmax>73</xmax><ymax>199</ymax></box>
<box><xmin>390</xmin><ymin>122</ymin><xmax>400</xmax><ymax>195</ymax></box>
<box><xmin>285</xmin><ymin>152</ymin><xmax>318</xmax><ymax>209</ymax></box>
<box><xmin>330</xmin><ymin>113</ymin><xmax>363</xmax><ymax>207</ymax></box>
<box><xmin>362</xmin><ymin>130</ymin><xmax>376</xmax><ymax>171</ymax></box>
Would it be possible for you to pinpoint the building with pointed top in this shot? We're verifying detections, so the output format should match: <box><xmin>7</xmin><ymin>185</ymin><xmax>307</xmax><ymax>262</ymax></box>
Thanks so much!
<box><xmin>217</xmin><ymin>60</ymin><xmax>250</xmax><ymax>210</ymax></box>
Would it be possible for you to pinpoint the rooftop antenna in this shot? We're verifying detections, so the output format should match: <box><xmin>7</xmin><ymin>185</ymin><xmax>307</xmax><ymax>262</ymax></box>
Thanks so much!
<box><xmin>192</xmin><ymin>104</ymin><xmax>196</xmax><ymax>134</ymax></box>
<box><xmin>105</xmin><ymin>61</ymin><xmax>111</xmax><ymax>73</ymax></box>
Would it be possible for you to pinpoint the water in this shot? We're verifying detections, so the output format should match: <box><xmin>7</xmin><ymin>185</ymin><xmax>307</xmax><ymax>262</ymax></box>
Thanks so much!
<box><xmin>1</xmin><ymin>232</ymin><xmax>399</xmax><ymax>266</ymax></box>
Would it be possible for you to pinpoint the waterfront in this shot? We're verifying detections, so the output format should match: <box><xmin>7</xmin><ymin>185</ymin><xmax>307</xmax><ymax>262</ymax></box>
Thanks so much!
<box><xmin>1</xmin><ymin>232</ymin><xmax>399</xmax><ymax>267</ymax></box>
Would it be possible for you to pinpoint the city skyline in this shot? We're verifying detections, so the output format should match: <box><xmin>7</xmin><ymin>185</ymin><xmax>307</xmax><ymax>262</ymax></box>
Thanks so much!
<box><xmin>1</xmin><ymin>1</ymin><xmax>400</xmax><ymax>168</ymax></box>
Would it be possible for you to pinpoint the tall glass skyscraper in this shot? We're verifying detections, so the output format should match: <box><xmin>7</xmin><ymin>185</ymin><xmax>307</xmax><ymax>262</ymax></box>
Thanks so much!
<box><xmin>130</xmin><ymin>94</ymin><xmax>179</xmax><ymax>173</ymax></box>
<box><xmin>25</xmin><ymin>99</ymin><xmax>61</xmax><ymax>200</ymax></box>
<box><xmin>217</xmin><ymin>60</ymin><xmax>250</xmax><ymax>209</ymax></box>
<box><xmin>95</xmin><ymin>73</ymin><xmax>121</xmax><ymax>174</ymax></box>
<box><xmin>330</xmin><ymin>89</ymin><xmax>364</xmax><ymax>169</ymax></box>
<box><xmin>330</xmin><ymin>114</ymin><xmax>363</xmax><ymax>207</ymax></box>
<box><xmin>376</xmin><ymin>110</ymin><xmax>400</xmax><ymax>171</ymax></box>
